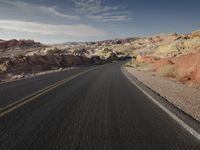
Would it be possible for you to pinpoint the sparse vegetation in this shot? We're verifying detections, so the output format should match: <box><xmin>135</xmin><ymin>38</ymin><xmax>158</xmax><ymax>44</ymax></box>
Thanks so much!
<box><xmin>1</xmin><ymin>29</ymin><xmax>200</xmax><ymax>84</ymax></box>
<box><xmin>0</xmin><ymin>64</ymin><xmax>7</xmax><ymax>72</ymax></box>
<box><xmin>157</xmin><ymin>64</ymin><xmax>179</xmax><ymax>79</ymax></box>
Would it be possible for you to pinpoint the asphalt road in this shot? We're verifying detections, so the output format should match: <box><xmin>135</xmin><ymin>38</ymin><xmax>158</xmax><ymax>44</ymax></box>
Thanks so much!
<box><xmin>0</xmin><ymin>62</ymin><xmax>199</xmax><ymax>150</ymax></box>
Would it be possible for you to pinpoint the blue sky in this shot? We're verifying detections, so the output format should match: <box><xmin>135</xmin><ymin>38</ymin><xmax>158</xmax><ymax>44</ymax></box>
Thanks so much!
<box><xmin>0</xmin><ymin>0</ymin><xmax>200</xmax><ymax>43</ymax></box>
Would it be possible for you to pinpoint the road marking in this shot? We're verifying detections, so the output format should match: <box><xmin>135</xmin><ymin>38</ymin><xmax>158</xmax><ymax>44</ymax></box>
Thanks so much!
<box><xmin>121</xmin><ymin>67</ymin><xmax>200</xmax><ymax>141</ymax></box>
<box><xmin>0</xmin><ymin>67</ymin><xmax>98</xmax><ymax>117</ymax></box>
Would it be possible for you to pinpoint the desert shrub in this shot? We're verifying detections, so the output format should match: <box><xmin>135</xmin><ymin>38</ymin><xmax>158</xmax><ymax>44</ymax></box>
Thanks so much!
<box><xmin>157</xmin><ymin>64</ymin><xmax>179</xmax><ymax>79</ymax></box>
<box><xmin>125</xmin><ymin>62</ymin><xmax>133</xmax><ymax>67</ymax></box>
<box><xmin>103</xmin><ymin>48</ymin><xmax>112</xmax><ymax>53</ymax></box>
<box><xmin>125</xmin><ymin>60</ymin><xmax>151</xmax><ymax>70</ymax></box>
<box><xmin>155</xmin><ymin>42</ymin><xmax>178</xmax><ymax>55</ymax></box>
<box><xmin>125</xmin><ymin>60</ymin><xmax>138</xmax><ymax>68</ymax></box>
<box><xmin>183</xmin><ymin>37</ymin><xmax>200</xmax><ymax>49</ymax></box>
<box><xmin>0</xmin><ymin>62</ymin><xmax>8</xmax><ymax>72</ymax></box>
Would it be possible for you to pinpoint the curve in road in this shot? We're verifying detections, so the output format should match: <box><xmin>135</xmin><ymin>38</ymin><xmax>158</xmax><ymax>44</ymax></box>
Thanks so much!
<box><xmin>0</xmin><ymin>62</ymin><xmax>199</xmax><ymax>150</ymax></box>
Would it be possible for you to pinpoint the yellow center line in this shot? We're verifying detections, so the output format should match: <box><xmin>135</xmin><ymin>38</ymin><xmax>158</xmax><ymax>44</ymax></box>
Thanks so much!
<box><xmin>0</xmin><ymin>67</ymin><xmax>98</xmax><ymax>117</ymax></box>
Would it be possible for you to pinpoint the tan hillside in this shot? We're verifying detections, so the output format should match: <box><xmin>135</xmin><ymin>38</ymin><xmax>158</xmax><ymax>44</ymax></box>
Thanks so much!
<box><xmin>128</xmin><ymin>30</ymin><xmax>200</xmax><ymax>86</ymax></box>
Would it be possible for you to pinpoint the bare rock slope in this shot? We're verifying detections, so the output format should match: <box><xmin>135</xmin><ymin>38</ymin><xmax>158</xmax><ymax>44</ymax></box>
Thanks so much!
<box><xmin>128</xmin><ymin>30</ymin><xmax>200</xmax><ymax>87</ymax></box>
<box><xmin>0</xmin><ymin>39</ymin><xmax>129</xmax><ymax>81</ymax></box>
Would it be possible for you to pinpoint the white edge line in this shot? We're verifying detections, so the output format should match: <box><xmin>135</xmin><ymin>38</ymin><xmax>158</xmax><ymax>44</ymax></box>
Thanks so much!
<box><xmin>121</xmin><ymin>67</ymin><xmax>200</xmax><ymax>141</ymax></box>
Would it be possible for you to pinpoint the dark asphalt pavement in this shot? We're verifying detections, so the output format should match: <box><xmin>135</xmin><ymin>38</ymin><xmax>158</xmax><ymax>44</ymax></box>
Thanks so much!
<box><xmin>0</xmin><ymin>62</ymin><xmax>199</xmax><ymax>150</ymax></box>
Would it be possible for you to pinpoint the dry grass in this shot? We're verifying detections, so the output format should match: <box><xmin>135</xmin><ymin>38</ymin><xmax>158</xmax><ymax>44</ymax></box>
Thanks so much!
<box><xmin>155</xmin><ymin>42</ymin><xmax>179</xmax><ymax>55</ymax></box>
<box><xmin>157</xmin><ymin>64</ymin><xmax>179</xmax><ymax>79</ymax></box>
<box><xmin>0</xmin><ymin>64</ymin><xmax>7</xmax><ymax>72</ymax></box>
<box><xmin>183</xmin><ymin>37</ymin><xmax>200</xmax><ymax>49</ymax></box>
<box><xmin>126</xmin><ymin>60</ymin><xmax>153</xmax><ymax>71</ymax></box>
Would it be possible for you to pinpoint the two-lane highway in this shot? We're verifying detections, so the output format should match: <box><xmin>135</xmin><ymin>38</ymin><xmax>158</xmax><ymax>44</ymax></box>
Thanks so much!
<box><xmin>0</xmin><ymin>62</ymin><xmax>199</xmax><ymax>149</ymax></box>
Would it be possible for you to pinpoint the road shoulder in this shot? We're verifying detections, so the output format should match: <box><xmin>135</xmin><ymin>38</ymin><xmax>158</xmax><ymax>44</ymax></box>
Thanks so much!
<box><xmin>121</xmin><ymin>66</ymin><xmax>200</xmax><ymax>141</ymax></box>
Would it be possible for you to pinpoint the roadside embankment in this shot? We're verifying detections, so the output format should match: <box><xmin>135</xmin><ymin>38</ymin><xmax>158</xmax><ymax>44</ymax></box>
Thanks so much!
<box><xmin>126</xmin><ymin>67</ymin><xmax>200</xmax><ymax>122</ymax></box>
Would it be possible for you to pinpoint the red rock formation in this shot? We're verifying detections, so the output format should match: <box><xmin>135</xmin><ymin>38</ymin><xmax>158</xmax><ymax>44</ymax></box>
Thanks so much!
<box><xmin>150</xmin><ymin>52</ymin><xmax>200</xmax><ymax>85</ymax></box>
<box><xmin>172</xmin><ymin>52</ymin><xmax>200</xmax><ymax>84</ymax></box>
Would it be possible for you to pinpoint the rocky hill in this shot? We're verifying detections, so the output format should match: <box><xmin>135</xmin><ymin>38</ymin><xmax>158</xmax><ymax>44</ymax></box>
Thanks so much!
<box><xmin>0</xmin><ymin>39</ymin><xmax>45</xmax><ymax>58</ymax></box>
<box><xmin>1</xmin><ymin>30</ymin><xmax>200</xmax><ymax>84</ymax></box>
<box><xmin>128</xmin><ymin>30</ymin><xmax>200</xmax><ymax>87</ymax></box>
<box><xmin>0</xmin><ymin>39</ymin><xmax>130</xmax><ymax>81</ymax></box>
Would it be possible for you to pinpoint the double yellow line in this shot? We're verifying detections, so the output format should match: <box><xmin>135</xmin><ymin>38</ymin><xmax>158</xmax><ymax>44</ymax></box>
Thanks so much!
<box><xmin>0</xmin><ymin>67</ymin><xmax>97</xmax><ymax>117</ymax></box>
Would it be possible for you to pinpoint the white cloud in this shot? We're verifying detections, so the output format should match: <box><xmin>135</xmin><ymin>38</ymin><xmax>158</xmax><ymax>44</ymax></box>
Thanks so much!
<box><xmin>39</xmin><ymin>6</ymin><xmax>79</xmax><ymax>19</ymax></box>
<box><xmin>0</xmin><ymin>0</ymin><xmax>79</xmax><ymax>19</ymax></box>
<box><xmin>72</xmin><ymin>0</ymin><xmax>131</xmax><ymax>21</ymax></box>
<box><xmin>0</xmin><ymin>0</ymin><xmax>131</xmax><ymax>21</ymax></box>
<box><xmin>87</xmin><ymin>11</ymin><xmax>131</xmax><ymax>21</ymax></box>
<box><xmin>87</xmin><ymin>15</ymin><xmax>130</xmax><ymax>22</ymax></box>
<box><xmin>0</xmin><ymin>20</ymin><xmax>106</xmax><ymax>37</ymax></box>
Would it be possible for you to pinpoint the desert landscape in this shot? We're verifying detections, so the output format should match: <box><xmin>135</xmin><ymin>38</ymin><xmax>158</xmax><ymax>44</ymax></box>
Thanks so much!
<box><xmin>127</xmin><ymin>30</ymin><xmax>200</xmax><ymax>87</ymax></box>
<box><xmin>1</xmin><ymin>30</ymin><xmax>200</xmax><ymax>123</ymax></box>
<box><xmin>0</xmin><ymin>38</ymin><xmax>131</xmax><ymax>81</ymax></box>
<box><xmin>1</xmin><ymin>30</ymin><xmax>200</xmax><ymax>87</ymax></box>
<box><xmin>1</xmin><ymin>0</ymin><xmax>200</xmax><ymax>149</ymax></box>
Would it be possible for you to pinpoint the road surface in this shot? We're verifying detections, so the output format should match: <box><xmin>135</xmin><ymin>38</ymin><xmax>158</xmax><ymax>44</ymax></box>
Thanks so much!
<box><xmin>0</xmin><ymin>62</ymin><xmax>199</xmax><ymax>150</ymax></box>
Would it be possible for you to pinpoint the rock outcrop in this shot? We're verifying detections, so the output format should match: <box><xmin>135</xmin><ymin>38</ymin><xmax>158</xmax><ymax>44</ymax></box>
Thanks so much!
<box><xmin>2</xmin><ymin>30</ymin><xmax>200</xmax><ymax>84</ymax></box>
<box><xmin>0</xmin><ymin>39</ymin><xmax>46</xmax><ymax>58</ymax></box>
<box><xmin>129</xmin><ymin>30</ymin><xmax>200</xmax><ymax>86</ymax></box>
<box><xmin>0</xmin><ymin>39</ymin><xmax>42</xmax><ymax>49</ymax></box>
<box><xmin>0</xmin><ymin>54</ymin><xmax>106</xmax><ymax>81</ymax></box>
<box><xmin>0</xmin><ymin>38</ymin><xmax>131</xmax><ymax>81</ymax></box>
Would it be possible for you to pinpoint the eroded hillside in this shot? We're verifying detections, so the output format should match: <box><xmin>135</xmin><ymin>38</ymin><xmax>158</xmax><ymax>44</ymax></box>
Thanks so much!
<box><xmin>128</xmin><ymin>30</ymin><xmax>200</xmax><ymax>86</ymax></box>
<box><xmin>1</xmin><ymin>30</ymin><xmax>200</xmax><ymax>84</ymax></box>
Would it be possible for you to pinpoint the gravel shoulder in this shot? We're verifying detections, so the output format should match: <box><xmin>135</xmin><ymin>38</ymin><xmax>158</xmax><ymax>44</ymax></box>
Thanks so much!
<box><xmin>126</xmin><ymin>67</ymin><xmax>200</xmax><ymax>123</ymax></box>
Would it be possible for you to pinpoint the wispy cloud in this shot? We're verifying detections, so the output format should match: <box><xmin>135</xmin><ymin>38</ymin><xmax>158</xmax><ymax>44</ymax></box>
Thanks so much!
<box><xmin>0</xmin><ymin>0</ymin><xmax>131</xmax><ymax>21</ymax></box>
<box><xmin>0</xmin><ymin>20</ymin><xmax>106</xmax><ymax>37</ymax></box>
<box><xmin>39</xmin><ymin>6</ymin><xmax>79</xmax><ymax>19</ymax></box>
<box><xmin>87</xmin><ymin>11</ymin><xmax>131</xmax><ymax>22</ymax></box>
<box><xmin>72</xmin><ymin>0</ymin><xmax>131</xmax><ymax>21</ymax></box>
<box><xmin>87</xmin><ymin>15</ymin><xmax>130</xmax><ymax>22</ymax></box>
<box><xmin>0</xmin><ymin>0</ymin><xmax>79</xmax><ymax>19</ymax></box>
